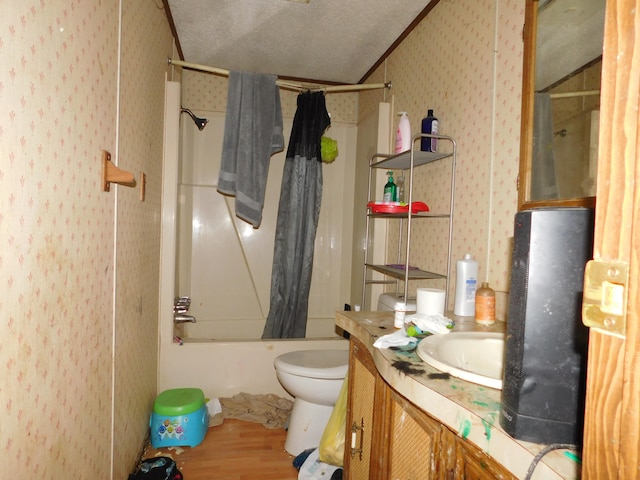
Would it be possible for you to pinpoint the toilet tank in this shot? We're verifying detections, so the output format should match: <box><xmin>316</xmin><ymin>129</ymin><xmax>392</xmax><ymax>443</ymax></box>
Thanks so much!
<box><xmin>377</xmin><ymin>293</ymin><xmax>416</xmax><ymax>312</ymax></box>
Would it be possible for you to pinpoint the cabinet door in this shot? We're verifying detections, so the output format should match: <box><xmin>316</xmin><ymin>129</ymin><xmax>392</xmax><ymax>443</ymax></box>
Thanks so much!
<box><xmin>386</xmin><ymin>390</ymin><xmax>448</xmax><ymax>480</ymax></box>
<box><xmin>345</xmin><ymin>337</ymin><xmax>385</xmax><ymax>480</ymax></box>
<box><xmin>453</xmin><ymin>434</ymin><xmax>517</xmax><ymax>480</ymax></box>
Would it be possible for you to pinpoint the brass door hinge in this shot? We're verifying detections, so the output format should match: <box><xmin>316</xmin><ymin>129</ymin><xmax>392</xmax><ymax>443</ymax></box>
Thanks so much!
<box><xmin>582</xmin><ymin>260</ymin><xmax>628</xmax><ymax>338</ymax></box>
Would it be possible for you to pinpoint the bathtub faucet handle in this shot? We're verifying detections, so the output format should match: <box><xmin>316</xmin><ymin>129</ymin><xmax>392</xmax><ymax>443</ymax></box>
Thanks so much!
<box><xmin>173</xmin><ymin>296</ymin><xmax>191</xmax><ymax>314</ymax></box>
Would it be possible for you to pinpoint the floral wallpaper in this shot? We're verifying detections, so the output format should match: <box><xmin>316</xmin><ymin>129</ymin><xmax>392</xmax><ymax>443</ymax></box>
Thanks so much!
<box><xmin>1</xmin><ymin>0</ymin><xmax>525</xmax><ymax>477</ymax></box>
<box><xmin>0</xmin><ymin>0</ymin><xmax>174</xmax><ymax>478</ymax></box>
<box><xmin>361</xmin><ymin>0</ymin><xmax>525</xmax><ymax>317</ymax></box>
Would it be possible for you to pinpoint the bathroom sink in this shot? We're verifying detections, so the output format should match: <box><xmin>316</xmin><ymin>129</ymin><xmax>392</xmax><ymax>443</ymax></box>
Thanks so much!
<box><xmin>416</xmin><ymin>332</ymin><xmax>505</xmax><ymax>389</ymax></box>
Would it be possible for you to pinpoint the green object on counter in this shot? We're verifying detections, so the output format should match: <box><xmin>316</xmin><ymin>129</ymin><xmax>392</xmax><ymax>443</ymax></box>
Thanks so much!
<box><xmin>406</xmin><ymin>325</ymin><xmax>432</xmax><ymax>338</ymax></box>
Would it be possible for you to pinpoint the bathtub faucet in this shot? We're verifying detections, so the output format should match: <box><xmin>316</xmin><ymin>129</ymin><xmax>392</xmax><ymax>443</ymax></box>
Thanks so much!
<box><xmin>173</xmin><ymin>296</ymin><xmax>195</xmax><ymax>323</ymax></box>
<box><xmin>174</xmin><ymin>313</ymin><xmax>196</xmax><ymax>324</ymax></box>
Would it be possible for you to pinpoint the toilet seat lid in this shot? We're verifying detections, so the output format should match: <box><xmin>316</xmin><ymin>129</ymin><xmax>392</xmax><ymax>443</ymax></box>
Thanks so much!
<box><xmin>275</xmin><ymin>349</ymin><xmax>349</xmax><ymax>379</ymax></box>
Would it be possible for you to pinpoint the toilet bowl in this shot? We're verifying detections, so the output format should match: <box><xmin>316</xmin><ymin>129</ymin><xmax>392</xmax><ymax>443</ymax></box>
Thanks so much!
<box><xmin>274</xmin><ymin>349</ymin><xmax>349</xmax><ymax>456</ymax></box>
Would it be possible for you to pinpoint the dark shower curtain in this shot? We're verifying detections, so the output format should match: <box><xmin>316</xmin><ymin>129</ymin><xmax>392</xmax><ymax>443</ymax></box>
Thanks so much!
<box><xmin>262</xmin><ymin>92</ymin><xmax>331</xmax><ymax>338</ymax></box>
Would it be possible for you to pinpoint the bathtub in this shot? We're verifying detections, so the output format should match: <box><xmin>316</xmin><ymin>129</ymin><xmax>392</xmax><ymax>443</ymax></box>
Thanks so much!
<box><xmin>158</xmin><ymin>319</ymin><xmax>349</xmax><ymax>401</ymax></box>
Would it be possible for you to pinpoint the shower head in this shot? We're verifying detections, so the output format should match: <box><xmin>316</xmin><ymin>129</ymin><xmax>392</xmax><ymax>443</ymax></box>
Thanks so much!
<box><xmin>181</xmin><ymin>108</ymin><xmax>209</xmax><ymax>131</ymax></box>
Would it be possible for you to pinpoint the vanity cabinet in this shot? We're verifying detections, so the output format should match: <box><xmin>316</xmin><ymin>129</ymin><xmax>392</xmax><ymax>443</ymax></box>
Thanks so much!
<box><xmin>344</xmin><ymin>336</ymin><xmax>516</xmax><ymax>480</ymax></box>
<box><xmin>362</xmin><ymin>135</ymin><xmax>457</xmax><ymax>309</ymax></box>
<box><xmin>452</xmin><ymin>434</ymin><xmax>516</xmax><ymax>480</ymax></box>
<box><xmin>344</xmin><ymin>336</ymin><xmax>386</xmax><ymax>480</ymax></box>
<box><xmin>386</xmin><ymin>390</ymin><xmax>454</xmax><ymax>479</ymax></box>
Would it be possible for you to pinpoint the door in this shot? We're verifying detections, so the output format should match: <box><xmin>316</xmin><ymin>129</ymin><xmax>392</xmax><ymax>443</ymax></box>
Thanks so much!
<box><xmin>582</xmin><ymin>0</ymin><xmax>640</xmax><ymax>477</ymax></box>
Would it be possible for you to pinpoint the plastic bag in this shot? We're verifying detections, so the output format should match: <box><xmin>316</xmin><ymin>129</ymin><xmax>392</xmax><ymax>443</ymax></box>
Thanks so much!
<box><xmin>298</xmin><ymin>448</ymin><xmax>342</xmax><ymax>479</ymax></box>
<box><xmin>318</xmin><ymin>373</ymin><xmax>348</xmax><ymax>466</ymax></box>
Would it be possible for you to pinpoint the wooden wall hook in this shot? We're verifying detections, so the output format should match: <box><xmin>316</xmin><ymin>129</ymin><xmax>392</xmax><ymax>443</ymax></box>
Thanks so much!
<box><xmin>101</xmin><ymin>150</ymin><xmax>136</xmax><ymax>192</ymax></box>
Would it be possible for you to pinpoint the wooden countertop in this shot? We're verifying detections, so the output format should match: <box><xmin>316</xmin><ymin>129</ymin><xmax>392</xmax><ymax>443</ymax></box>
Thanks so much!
<box><xmin>336</xmin><ymin>310</ymin><xmax>581</xmax><ymax>480</ymax></box>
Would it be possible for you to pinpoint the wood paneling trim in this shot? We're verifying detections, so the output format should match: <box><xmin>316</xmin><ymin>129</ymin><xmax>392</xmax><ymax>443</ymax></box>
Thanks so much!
<box><xmin>583</xmin><ymin>0</ymin><xmax>640</xmax><ymax>478</ymax></box>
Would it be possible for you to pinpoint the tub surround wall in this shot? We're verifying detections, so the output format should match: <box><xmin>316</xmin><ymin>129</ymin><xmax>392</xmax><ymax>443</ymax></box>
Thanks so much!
<box><xmin>175</xmin><ymin>71</ymin><xmax>360</xmax><ymax>338</ymax></box>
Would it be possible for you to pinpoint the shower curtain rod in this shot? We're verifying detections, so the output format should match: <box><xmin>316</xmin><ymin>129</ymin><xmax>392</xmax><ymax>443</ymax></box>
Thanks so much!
<box><xmin>549</xmin><ymin>90</ymin><xmax>600</xmax><ymax>99</ymax></box>
<box><xmin>168</xmin><ymin>58</ymin><xmax>392</xmax><ymax>93</ymax></box>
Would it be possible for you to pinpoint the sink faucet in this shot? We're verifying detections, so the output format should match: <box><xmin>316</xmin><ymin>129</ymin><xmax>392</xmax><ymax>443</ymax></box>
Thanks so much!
<box><xmin>174</xmin><ymin>313</ymin><xmax>196</xmax><ymax>324</ymax></box>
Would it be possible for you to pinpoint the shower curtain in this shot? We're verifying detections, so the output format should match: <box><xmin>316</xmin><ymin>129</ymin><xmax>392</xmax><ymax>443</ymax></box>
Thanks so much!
<box><xmin>262</xmin><ymin>92</ymin><xmax>331</xmax><ymax>339</ymax></box>
<box><xmin>531</xmin><ymin>93</ymin><xmax>559</xmax><ymax>200</ymax></box>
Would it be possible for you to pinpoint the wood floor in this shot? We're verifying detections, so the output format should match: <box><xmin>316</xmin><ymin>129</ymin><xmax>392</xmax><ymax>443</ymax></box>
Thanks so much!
<box><xmin>140</xmin><ymin>419</ymin><xmax>299</xmax><ymax>479</ymax></box>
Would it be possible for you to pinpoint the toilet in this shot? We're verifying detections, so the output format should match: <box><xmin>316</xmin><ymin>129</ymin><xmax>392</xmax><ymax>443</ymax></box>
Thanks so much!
<box><xmin>274</xmin><ymin>349</ymin><xmax>349</xmax><ymax>456</ymax></box>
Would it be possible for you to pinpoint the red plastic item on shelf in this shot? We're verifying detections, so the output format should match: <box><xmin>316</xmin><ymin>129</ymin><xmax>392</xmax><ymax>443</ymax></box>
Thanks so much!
<box><xmin>367</xmin><ymin>201</ymin><xmax>429</xmax><ymax>214</ymax></box>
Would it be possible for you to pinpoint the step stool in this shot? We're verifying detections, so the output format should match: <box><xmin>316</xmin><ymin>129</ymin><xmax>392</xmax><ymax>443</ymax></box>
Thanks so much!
<box><xmin>150</xmin><ymin>388</ymin><xmax>209</xmax><ymax>448</ymax></box>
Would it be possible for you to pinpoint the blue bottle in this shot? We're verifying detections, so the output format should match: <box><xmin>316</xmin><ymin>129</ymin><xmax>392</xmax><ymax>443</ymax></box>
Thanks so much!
<box><xmin>420</xmin><ymin>110</ymin><xmax>439</xmax><ymax>152</ymax></box>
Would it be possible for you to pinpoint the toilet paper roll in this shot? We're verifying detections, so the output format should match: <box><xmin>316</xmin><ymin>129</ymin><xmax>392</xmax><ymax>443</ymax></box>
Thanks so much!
<box><xmin>416</xmin><ymin>288</ymin><xmax>446</xmax><ymax>316</ymax></box>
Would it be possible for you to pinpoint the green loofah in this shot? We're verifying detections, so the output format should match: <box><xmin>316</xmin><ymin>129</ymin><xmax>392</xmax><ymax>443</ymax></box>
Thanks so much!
<box><xmin>320</xmin><ymin>136</ymin><xmax>338</xmax><ymax>163</ymax></box>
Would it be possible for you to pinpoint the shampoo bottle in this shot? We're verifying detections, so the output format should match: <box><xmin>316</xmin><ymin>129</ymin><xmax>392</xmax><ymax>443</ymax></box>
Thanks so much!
<box><xmin>420</xmin><ymin>109</ymin><xmax>439</xmax><ymax>152</ymax></box>
<box><xmin>453</xmin><ymin>253</ymin><xmax>478</xmax><ymax>316</ymax></box>
<box><xmin>395</xmin><ymin>112</ymin><xmax>411</xmax><ymax>153</ymax></box>
<box><xmin>383</xmin><ymin>171</ymin><xmax>397</xmax><ymax>202</ymax></box>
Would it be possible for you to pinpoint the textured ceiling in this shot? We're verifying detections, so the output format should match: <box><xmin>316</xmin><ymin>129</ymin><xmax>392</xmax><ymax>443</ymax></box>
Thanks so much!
<box><xmin>166</xmin><ymin>0</ymin><xmax>435</xmax><ymax>85</ymax></box>
<box><xmin>536</xmin><ymin>0</ymin><xmax>605</xmax><ymax>90</ymax></box>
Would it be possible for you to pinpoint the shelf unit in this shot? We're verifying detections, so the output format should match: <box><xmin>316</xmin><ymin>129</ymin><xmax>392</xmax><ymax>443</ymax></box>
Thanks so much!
<box><xmin>361</xmin><ymin>134</ymin><xmax>456</xmax><ymax>309</ymax></box>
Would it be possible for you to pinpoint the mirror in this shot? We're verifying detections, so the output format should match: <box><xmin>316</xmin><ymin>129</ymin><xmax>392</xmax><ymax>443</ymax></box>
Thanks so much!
<box><xmin>518</xmin><ymin>0</ymin><xmax>606</xmax><ymax>210</ymax></box>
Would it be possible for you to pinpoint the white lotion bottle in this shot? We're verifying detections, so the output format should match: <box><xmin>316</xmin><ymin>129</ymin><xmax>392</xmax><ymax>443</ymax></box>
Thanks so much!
<box><xmin>395</xmin><ymin>112</ymin><xmax>411</xmax><ymax>154</ymax></box>
<box><xmin>453</xmin><ymin>253</ymin><xmax>478</xmax><ymax>316</ymax></box>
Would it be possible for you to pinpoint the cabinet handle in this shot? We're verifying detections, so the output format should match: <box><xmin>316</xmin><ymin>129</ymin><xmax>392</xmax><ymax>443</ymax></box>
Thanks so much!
<box><xmin>350</xmin><ymin>419</ymin><xmax>364</xmax><ymax>460</ymax></box>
